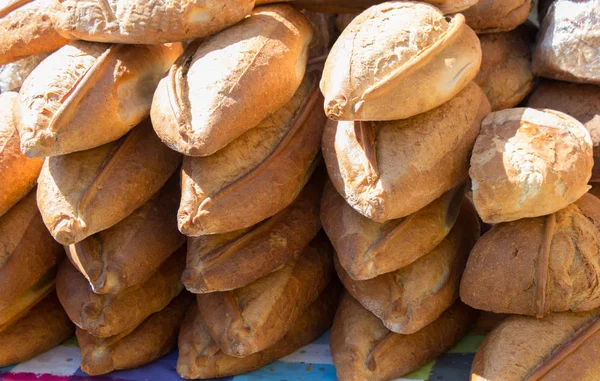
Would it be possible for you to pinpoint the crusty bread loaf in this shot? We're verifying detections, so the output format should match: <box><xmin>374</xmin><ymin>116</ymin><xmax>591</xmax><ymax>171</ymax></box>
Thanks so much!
<box><xmin>336</xmin><ymin>200</ymin><xmax>480</xmax><ymax>334</ymax></box>
<box><xmin>460</xmin><ymin>0</ymin><xmax>533</xmax><ymax>34</ymax></box>
<box><xmin>151</xmin><ymin>4</ymin><xmax>313</xmax><ymax>157</ymax></box>
<box><xmin>323</xmin><ymin>81</ymin><xmax>490</xmax><ymax>222</ymax></box>
<box><xmin>321</xmin><ymin>181</ymin><xmax>464</xmax><ymax>280</ymax></box>
<box><xmin>52</xmin><ymin>0</ymin><xmax>254</xmax><ymax>44</ymax></box>
<box><xmin>461</xmin><ymin>193</ymin><xmax>600</xmax><ymax>318</ymax></box>
<box><xmin>320</xmin><ymin>1</ymin><xmax>481</xmax><ymax>121</ymax></box>
<box><xmin>36</xmin><ymin>119</ymin><xmax>181</xmax><ymax>245</ymax></box>
<box><xmin>177</xmin><ymin>283</ymin><xmax>340</xmax><ymax>379</ymax></box>
<box><xmin>0</xmin><ymin>51</ymin><xmax>50</xmax><ymax>92</ymax></box>
<box><xmin>66</xmin><ymin>175</ymin><xmax>185</xmax><ymax>294</ymax></box>
<box><xmin>57</xmin><ymin>248</ymin><xmax>185</xmax><ymax>338</ymax></box>
<box><xmin>17</xmin><ymin>41</ymin><xmax>182</xmax><ymax>157</ymax></box>
<box><xmin>331</xmin><ymin>294</ymin><xmax>476</xmax><ymax>381</ymax></box>
<box><xmin>0</xmin><ymin>0</ymin><xmax>71</xmax><ymax>65</ymax></box>
<box><xmin>77</xmin><ymin>292</ymin><xmax>192</xmax><ymax>376</ymax></box>
<box><xmin>183</xmin><ymin>175</ymin><xmax>322</xmax><ymax>293</ymax></box>
<box><xmin>474</xmin><ymin>26</ymin><xmax>535</xmax><ymax>111</ymax></box>
<box><xmin>196</xmin><ymin>234</ymin><xmax>333</xmax><ymax>357</ymax></box>
<box><xmin>255</xmin><ymin>0</ymin><xmax>478</xmax><ymax>14</ymax></box>
<box><xmin>0</xmin><ymin>291</ymin><xmax>74</xmax><ymax>367</ymax></box>
<box><xmin>470</xmin><ymin>108</ymin><xmax>593</xmax><ymax>223</ymax></box>
<box><xmin>533</xmin><ymin>0</ymin><xmax>600</xmax><ymax>85</ymax></box>
<box><xmin>178</xmin><ymin>74</ymin><xmax>325</xmax><ymax>236</ymax></box>
<box><xmin>471</xmin><ymin>307</ymin><xmax>600</xmax><ymax>381</ymax></box>
<box><xmin>0</xmin><ymin>92</ymin><xmax>43</xmax><ymax>217</ymax></box>
<box><xmin>0</xmin><ymin>191</ymin><xmax>63</xmax><ymax>329</ymax></box>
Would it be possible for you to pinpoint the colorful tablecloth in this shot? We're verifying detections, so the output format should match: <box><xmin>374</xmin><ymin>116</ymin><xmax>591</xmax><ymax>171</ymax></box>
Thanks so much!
<box><xmin>0</xmin><ymin>330</ymin><xmax>484</xmax><ymax>381</ymax></box>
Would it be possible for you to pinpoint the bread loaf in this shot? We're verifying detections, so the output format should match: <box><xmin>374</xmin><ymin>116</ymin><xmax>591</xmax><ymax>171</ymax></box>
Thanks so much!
<box><xmin>470</xmin><ymin>108</ymin><xmax>593</xmax><ymax>223</ymax></box>
<box><xmin>321</xmin><ymin>181</ymin><xmax>463</xmax><ymax>280</ymax></box>
<box><xmin>0</xmin><ymin>92</ymin><xmax>43</xmax><ymax>217</ymax></box>
<box><xmin>0</xmin><ymin>191</ymin><xmax>63</xmax><ymax>329</ymax></box>
<box><xmin>57</xmin><ymin>248</ymin><xmax>185</xmax><ymax>338</ymax></box>
<box><xmin>335</xmin><ymin>200</ymin><xmax>479</xmax><ymax>334</ymax></box>
<box><xmin>177</xmin><ymin>283</ymin><xmax>340</xmax><ymax>379</ymax></box>
<box><xmin>460</xmin><ymin>0</ymin><xmax>533</xmax><ymax>34</ymax></box>
<box><xmin>151</xmin><ymin>5</ymin><xmax>313</xmax><ymax>157</ymax></box>
<box><xmin>196</xmin><ymin>235</ymin><xmax>333</xmax><ymax>357</ymax></box>
<box><xmin>474</xmin><ymin>26</ymin><xmax>535</xmax><ymax>111</ymax></box>
<box><xmin>37</xmin><ymin>119</ymin><xmax>181</xmax><ymax>245</ymax></box>
<box><xmin>178</xmin><ymin>74</ymin><xmax>325</xmax><ymax>236</ymax></box>
<box><xmin>0</xmin><ymin>292</ymin><xmax>74</xmax><ymax>367</ymax></box>
<box><xmin>533</xmin><ymin>0</ymin><xmax>600</xmax><ymax>85</ymax></box>
<box><xmin>0</xmin><ymin>51</ymin><xmax>50</xmax><ymax>92</ymax></box>
<box><xmin>183</xmin><ymin>176</ymin><xmax>322</xmax><ymax>293</ymax></box>
<box><xmin>17</xmin><ymin>41</ymin><xmax>182</xmax><ymax>157</ymax></box>
<box><xmin>471</xmin><ymin>307</ymin><xmax>600</xmax><ymax>381</ymax></box>
<box><xmin>256</xmin><ymin>0</ymin><xmax>478</xmax><ymax>14</ymax></box>
<box><xmin>0</xmin><ymin>0</ymin><xmax>71</xmax><ymax>65</ymax></box>
<box><xmin>331</xmin><ymin>294</ymin><xmax>476</xmax><ymax>381</ymax></box>
<box><xmin>66</xmin><ymin>175</ymin><xmax>185</xmax><ymax>294</ymax></box>
<box><xmin>323</xmin><ymin>81</ymin><xmax>489</xmax><ymax>222</ymax></box>
<box><xmin>52</xmin><ymin>0</ymin><xmax>254</xmax><ymax>44</ymax></box>
<box><xmin>321</xmin><ymin>1</ymin><xmax>481</xmax><ymax>121</ymax></box>
<box><xmin>77</xmin><ymin>292</ymin><xmax>192</xmax><ymax>376</ymax></box>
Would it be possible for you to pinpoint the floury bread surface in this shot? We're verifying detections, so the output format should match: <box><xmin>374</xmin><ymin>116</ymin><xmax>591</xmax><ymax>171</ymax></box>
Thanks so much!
<box><xmin>254</xmin><ymin>0</ymin><xmax>478</xmax><ymax>14</ymax></box>
<box><xmin>470</xmin><ymin>108</ymin><xmax>593</xmax><ymax>223</ymax></box>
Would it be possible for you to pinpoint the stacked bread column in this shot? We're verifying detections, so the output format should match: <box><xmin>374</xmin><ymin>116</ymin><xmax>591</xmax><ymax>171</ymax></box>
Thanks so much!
<box><xmin>317</xmin><ymin>2</ymin><xmax>491</xmax><ymax>380</ymax></box>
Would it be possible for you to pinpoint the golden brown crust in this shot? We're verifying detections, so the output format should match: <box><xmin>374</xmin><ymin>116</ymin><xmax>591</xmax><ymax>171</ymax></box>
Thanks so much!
<box><xmin>461</xmin><ymin>0</ymin><xmax>533</xmax><ymax>34</ymax></box>
<box><xmin>178</xmin><ymin>74</ymin><xmax>325</xmax><ymax>236</ymax></box>
<box><xmin>177</xmin><ymin>282</ymin><xmax>341</xmax><ymax>379</ymax></box>
<box><xmin>461</xmin><ymin>194</ymin><xmax>600</xmax><ymax>317</ymax></box>
<box><xmin>256</xmin><ymin>0</ymin><xmax>478</xmax><ymax>14</ymax></box>
<box><xmin>36</xmin><ymin>119</ymin><xmax>182</xmax><ymax>245</ymax></box>
<box><xmin>196</xmin><ymin>234</ymin><xmax>333</xmax><ymax>357</ymax></box>
<box><xmin>322</xmin><ymin>181</ymin><xmax>464</xmax><ymax>280</ymax></box>
<box><xmin>0</xmin><ymin>291</ymin><xmax>74</xmax><ymax>367</ymax></box>
<box><xmin>78</xmin><ymin>292</ymin><xmax>193</xmax><ymax>376</ymax></box>
<box><xmin>17</xmin><ymin>41</ymin><xmax>182</xmax><ymax>157</ymax></box>
<box><xmin>331</xmin><ymin>294</ymin><xmax>476</xmax><ymax>381</ymax></box>
<box><xmin>151</xmin><ymin>4</ymin><xmax>313</xmax><ymax>157</ymax></box>
<box><xmin>183</xmin><ymin>174</ymin><xmax>322</xmax><ymax>293</ymax></box>
<box><xmin>57</xmin><ymin>248</ymin><xmax>185</xmax><ymax>338</ymax></box>
<box><xmin>66</xmin><ymin>175</ymin><xmax>185</xmax><ymax>294</ymax></box>
<box><xmin>0</xmin><ymin>92</ymin><xmax>43</xmax><ymax>217</ymax></box>
<box><xmin>335</xmin><ymin>200</ymin><xmax>480</xmax><ymax>334</ymax></box>
<box><xmin>323</xmin><ymin>81</ymin><xmax>490</xmax><ymax>222</ymax></box>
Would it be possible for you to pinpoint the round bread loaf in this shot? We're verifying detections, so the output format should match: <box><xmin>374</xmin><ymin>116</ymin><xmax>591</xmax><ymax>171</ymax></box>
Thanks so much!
<box><xmin>461</xmin><ymin>0</ymin><xmax>533</xmax><ymax>34</ymax></box>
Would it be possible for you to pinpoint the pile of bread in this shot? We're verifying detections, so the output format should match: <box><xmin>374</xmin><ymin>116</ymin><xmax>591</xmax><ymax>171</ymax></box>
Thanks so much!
<box><xmin>0</xmin><ymin>0</ymin><xmax>599</xmax><ymax>380</ymax></box>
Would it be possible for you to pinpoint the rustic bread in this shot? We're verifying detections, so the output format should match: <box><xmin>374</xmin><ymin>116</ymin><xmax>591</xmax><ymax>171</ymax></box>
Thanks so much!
<box><xmin>196</xmin><ymin>234</ymin><xmax>333</xmax><ymax>357</ymax></box>
<box><xmin>77</xmin><ymin>292</ymin><xmax>192</xmax><ymax>376</ymax></box>
<box><xmin>52</xmin><ymin>0</ymin><xmax>254</xmax><ymax>44</ymax></box>
<box><xmin>0</xmin><ymin>51</ymin><xmax>50</xmax><ymax>92</ymax></box>
<box><xmin>321</xmin><ymin>181</ymin><xmax>464</xmax><ymax>280</ymax></box>
<box><xmin>320</xmin><ymin>1</ymin><xmax>481</xmax><ymax>121</ymax></box>
<box><xmin>331</xmin><ymin>294</ymin><xmax>476</xmax><ymax>381</ymax></box>
<box><xmin>183</xmin><ymin>175</ymin><xmax>322</xmax><ymax>293</ymax></box>
<box><xmin>0</xmin><ymin>92</ymin><xmax>43</xmax><ymax>217</ymax></box>
<box><xmin>533</xmin><ymin>0</ymin><xmax>599</xmax><ymax>85</ymax></box>
<box><xmin>471</xmin><ymin>307</ymin><xmax>600</xmax><ymax>381</ymax></box>
<box><xmin>57</xmin><ymin>248</ymin><xmax>185</xmax><ymax>338</ymax></box>
<box><xmin>474</xmin><ymin>26</ymin><xmax>535</xmax><ymax>111</ymax></box>
<box><xmin>66</xmin><ymin>175</ymin><xmax>185</xmax><ymax>294</ymax></box>
<box><xmin>177</xmin><ymin>283</ymin><xmax>340</xmax><ymax>379</ymax></box>
<box><xmin>0</xmin><ymin>0</ymin><xmax>71</xmax><ymax>65</ymax></box>
<box><xmin>470</xmin><ymin>108</ymin><xmax>593</xmax><ymax>223</ymax></box>
<box><xmin>17</xmin><ymin>41</ymin><xmax>182</xmax><ymax>157</ymax></box>
<box><xmin>0</xmin><ymin>292</ymin><xmax>74</xmax><ymax>367</ymax></box>
<box><xmin>37</xmin><ymin>119</ymin><xmax>181</xmax><ymax>245</ymax></box>
<box><xmin>323</xmin><ymin>81</ymin><xmax>489</xmax><ymax>222</ymax></box>
<box><xmin>256</xmin><ymin>0</ymin><xmax>478</xmax><ymax>14</ymax></box>
<box><xmin>461</xmin><ymin>194</ymin><xmax>600</xmax><ymax>318</ymax></box>
<box><xmin>336</xmin><ymin>200</ymin><xmax>479</xmax><ymax>334</ymax></box>
<box><xmin>0</xmin><ymin>191</ymin><xmax>63</xmax><ymax>329</ymax></box>
<box><xmin>151</xmin><ymin>5</ymin><xmax>313</xmax><ymax>157</ymax></box>
<box><xmin>527</xmin><ymin>80</ymin><xmax>600</xmax><ymax>182</ymax></box>
<box><xmin>178</xmin><ymin>74</ymin><xmax>325</xmax><ymax>236</ymax></box>
<box><xmin>460</xmin><ymin>0</ymin><xmax>533</xmax><ymax>34</ymax></box>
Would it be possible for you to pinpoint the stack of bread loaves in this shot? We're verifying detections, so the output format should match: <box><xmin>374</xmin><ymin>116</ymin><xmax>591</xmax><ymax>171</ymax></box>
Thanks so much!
<box><xmin>318</xmin><ymin>2</ymin><xmax>490</xmax><ymax>380</ymax></box>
